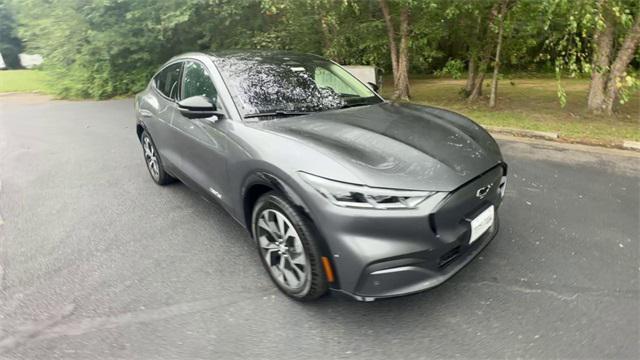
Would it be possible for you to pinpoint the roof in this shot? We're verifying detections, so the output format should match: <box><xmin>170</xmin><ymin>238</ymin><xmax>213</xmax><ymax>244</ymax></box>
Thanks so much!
<box><xmin>206</xmin><ymin>50</ymin><xmax>325</xmax><ymax>64</ymax></box>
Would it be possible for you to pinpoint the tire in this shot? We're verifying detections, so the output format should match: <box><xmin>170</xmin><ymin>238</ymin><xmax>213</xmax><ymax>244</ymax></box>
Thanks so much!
<box><xmin>252</xmin><ymin>191</ymin><xmax>329</xmax><ymax>301</ymax></box>
<box><xmin>140</xmin><ymin>131</ymin><xmax>174</xmax><ymax>185</ymax></box>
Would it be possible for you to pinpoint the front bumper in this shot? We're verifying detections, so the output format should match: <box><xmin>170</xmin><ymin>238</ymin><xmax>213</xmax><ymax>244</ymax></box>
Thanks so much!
<box><xmin>301</xmin><ymin>164</ymin><xmax>506</xmax><ymax>301</ymax></box>
<box><xmin>338</xmin><ymin>217</ymin><xmax>498</xmax><ymax>301</ymax></box>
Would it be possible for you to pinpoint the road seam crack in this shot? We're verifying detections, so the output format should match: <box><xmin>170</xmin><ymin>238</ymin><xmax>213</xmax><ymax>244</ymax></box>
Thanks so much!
<box><xmin>0</xmin><ymin>304</ymin><xmax>75</xmax><ymax>355</ymax></box>
<box><xmin>464</xmin><ymin>280</ymin><xmax>636</xmax><ymax>301</ymax></box>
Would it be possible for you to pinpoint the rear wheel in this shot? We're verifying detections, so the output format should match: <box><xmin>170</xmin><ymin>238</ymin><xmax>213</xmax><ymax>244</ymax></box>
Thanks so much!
<box><xmin>140</xmin><ymin>131</ymin><xmax>174</xmax><ymax>185</ymax></box>
<box><xmin>252</xmin><ymin>192</ymin><xmax>328</xmax><ymax>301</ymax></box>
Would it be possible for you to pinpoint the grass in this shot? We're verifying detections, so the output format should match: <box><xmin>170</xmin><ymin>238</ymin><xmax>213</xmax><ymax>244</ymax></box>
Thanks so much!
<box><xmin>0</xmin><ymin>70</ymin><xmax>52</xmax><ymax>94</ymax></box>
<box><xmin>381</xmin><ymin>76</ymin><xmax>640</xmax><ymax>143</ymax></box>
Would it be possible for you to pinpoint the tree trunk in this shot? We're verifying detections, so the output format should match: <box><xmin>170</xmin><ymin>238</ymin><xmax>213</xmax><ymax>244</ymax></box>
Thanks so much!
<box><xmin>468</xmin><ymin>71</ymin><xmax>485</xmax><ymax>101</ymax></box>
<box><xmin>489</xmin><ymin>0</ymin><xmax>508</xmax><ymax>108</ymax></box>
<box><xmin>469</xmin><ymin>50</ymin><xmax>493</xmax><ymax>101</ymax></box>
<box><xmin>319</xmin><ymin>16</ymin><xmax>333</xmax><ymax>55</ymax></box>
<box><xmin>465</xmin><ymin>56</ymin><xmax>477</xmax><ymax>93</ymax></box>
<box><xmin>379</xmin><ymin>0</ymin><xmax>398</xmax><ymax>88</ymax></box>
<box><xmin>393</xmin><ymin>7</ymin><xmax>411</xmax><ymax>100</ymax></box>
<box><xmin>465</xmin><ymin>16</ymin><xmax>483</xmax><ymax>93</ymax></box>
<box><xmin>467</xmin><ymin>1</ymin><xmax>500</xmax><ymax>102</ymax></box>
<box><xmin>587</xmin><ymin>0</ymin><xmax>614</xmax><ymax>113</ymax></box>
<box><xmin>602</xmin><ymin>14</ymin><xmax>640</xmax><ymax>115</ymax></box>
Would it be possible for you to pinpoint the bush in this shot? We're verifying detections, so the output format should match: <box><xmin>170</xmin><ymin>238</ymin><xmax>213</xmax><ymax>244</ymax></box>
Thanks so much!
<box><xmin>434</xmin><ymin>59</ymin><xmax>465</xmax><ymax>80</ymax></box>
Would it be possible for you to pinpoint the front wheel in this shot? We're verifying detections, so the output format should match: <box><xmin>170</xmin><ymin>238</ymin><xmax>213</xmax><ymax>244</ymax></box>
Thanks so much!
<box><xmin>252</xmin><ymin>192</ymin><xmax>329</xmax><ymax>301</ymax></box>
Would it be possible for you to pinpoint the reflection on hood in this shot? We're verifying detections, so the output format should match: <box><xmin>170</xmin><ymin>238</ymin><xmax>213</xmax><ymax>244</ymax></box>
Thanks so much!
<box><xmin>251</xmin><ymin>102</ymin><xmax>503</xmax><ymax>191</ymax></box>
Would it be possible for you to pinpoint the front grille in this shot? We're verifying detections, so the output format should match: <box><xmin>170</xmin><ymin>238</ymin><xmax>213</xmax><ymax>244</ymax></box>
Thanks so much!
<box><xmin>432</xmin><ymin>165</ymin><xmax>503</xmax><ymax>244</ymax></box>
<box><xmin>438</xmin><ymin>246</ymin><xmax>461</xmax><ymax>268</ymax></box>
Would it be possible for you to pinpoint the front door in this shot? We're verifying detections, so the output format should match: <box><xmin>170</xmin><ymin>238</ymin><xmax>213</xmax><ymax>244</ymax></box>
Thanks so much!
<box><xmin>170</xmin><ymin>60</ymin><xmax>230</xmax><ymax>207</ymax></box>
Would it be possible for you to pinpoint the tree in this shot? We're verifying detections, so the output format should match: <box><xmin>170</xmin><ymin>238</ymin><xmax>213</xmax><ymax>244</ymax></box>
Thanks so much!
<box><xmin>0</xmin><ymin>0</ymin><xmax>23</xmax><ymax>69</ymax></box>
<box><xmin>587</xmin><ymin>0</ymin><xmax>640</xmax><ymax>114</ymax></box>
<box><xmin>379</xmin><ymin>0</ymin><xmax>411</xmax><ymax>100</ymax></box>
<box><xmin>8</xmin><ymin>0</ymin><xmax>636</xmax><ymax>106</ymax></box>
<box><xmin>543</xmin><ymin>0</ymin><xmax>639</xmax><ymax>114</ymax></box>
<box><xmin>467</xmin><ymin>1</ymin><xmax>501</xmax><ymax>101</ymax></box>
<box><xmin>489</xmin><ymin>0</ymin><xmax>515</xmax><ymax>108</ymax></box>
<box><xmin>457</xmin><ymin>0</ymin><xmax>550</xmax><ymax>106</ymax></box>
<box><xmin>11</xmin><ymin>0</ymin><xmax>254</xmax><ymax>98</ymax></box>
<box><xmin>258</xmin><ymin>0</ymin><xmax>372</xmax><ymax>63</ymax></box>
<box><xmin>441</xmin><ymin>0</ymin><xmax>496</xmax><ymax>97</ymax></box>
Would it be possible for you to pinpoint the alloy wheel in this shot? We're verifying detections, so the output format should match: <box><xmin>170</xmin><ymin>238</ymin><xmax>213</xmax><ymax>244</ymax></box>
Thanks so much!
<box><xmin>256</xmin><ymin>208</ymin><xmax>308</xmax><ymax>291</ymax></box>
<box><xmin>143</xmin><ymin>136</ymin><xmax>160</xmax><ymax>180</ymax></box>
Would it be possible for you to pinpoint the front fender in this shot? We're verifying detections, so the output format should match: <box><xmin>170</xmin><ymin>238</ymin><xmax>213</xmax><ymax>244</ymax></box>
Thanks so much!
<box><xmin>240</xmin><ymin>169</ymin><xmax>310</xmax><ymax>215</ymax></box>
<box><xmin>236</xmin><ymin>166</ymin><xmax>340</xmax><ymax>287</ymax></box>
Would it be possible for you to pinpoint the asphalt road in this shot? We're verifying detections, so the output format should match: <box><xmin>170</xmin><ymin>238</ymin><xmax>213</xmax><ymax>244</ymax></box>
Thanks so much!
<box><xmin>0</xmin><ymin>94</ymin><xmax>638</xmax><ymax>360</ymax></box>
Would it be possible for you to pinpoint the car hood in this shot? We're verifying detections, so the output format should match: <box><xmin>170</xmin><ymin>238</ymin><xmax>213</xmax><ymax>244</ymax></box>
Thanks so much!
<box><xmin>251</xmin><ymin>102</ymin><xmax>503</xmax><ymax>191</ymax></box>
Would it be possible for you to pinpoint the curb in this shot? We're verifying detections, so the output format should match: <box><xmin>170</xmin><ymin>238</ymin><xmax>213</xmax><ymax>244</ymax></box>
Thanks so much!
<box><xmin>490</xmin><ymin>133</ymin><xmax>640</xmax><ymax>158</ymax></box>
<box><xmin>485</xmin><ymin>126</ymin><xmax>639</xmax><ymax>153</ymax></box>
<box><xmin>622</xmin><ymin>141</ymin><xmax>640</xmax><ymax>151</ymax></box>
<box><xmin>484</xmin><ymin>126</ymin><xmax>558</xmax><ymax>140</ymax></box>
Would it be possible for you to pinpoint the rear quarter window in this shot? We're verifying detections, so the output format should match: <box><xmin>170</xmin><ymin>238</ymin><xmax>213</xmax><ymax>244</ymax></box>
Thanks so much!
<box><xmin>154</xmin><ymin>62</ymin><xmax>182</xmax><ymax>99</ymax></box>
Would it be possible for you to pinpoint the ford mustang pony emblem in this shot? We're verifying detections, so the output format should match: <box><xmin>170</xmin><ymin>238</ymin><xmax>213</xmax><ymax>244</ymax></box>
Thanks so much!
<box><xmin>476</xmin><ymin>184</ymin><xmax>493</xmax><ymax>199</ymax></box>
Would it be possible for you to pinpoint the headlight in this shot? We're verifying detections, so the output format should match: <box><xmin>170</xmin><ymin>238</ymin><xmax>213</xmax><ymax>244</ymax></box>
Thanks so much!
<box><xmin>299</xmin><ymin>172</ymin><xmax>436</xmax><ymax>209</ymax></box>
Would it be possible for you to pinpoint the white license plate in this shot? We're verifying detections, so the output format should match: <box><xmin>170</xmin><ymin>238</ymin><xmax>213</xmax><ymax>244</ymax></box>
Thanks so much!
<box><xmin>469</xmin><ymin>206</ymin><xmax>495</xmax><ymax>244</ymax></box>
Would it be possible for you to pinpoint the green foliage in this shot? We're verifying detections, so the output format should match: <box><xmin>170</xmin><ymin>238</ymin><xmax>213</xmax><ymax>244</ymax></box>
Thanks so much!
<box><xmin>618</xmin><ymin>70</ymin><xmax>640</xmax><ymax>104</ymax></box>
<box><xmin>12</xmin><ymin>0</ymin><xmax>251</xmax><ymax>98</ymax></box>
<box><xmin>435</xmin><ymin>59</ymin><xmax>465</xmax><ymax>79</ymax></box>
<box><xmin>543</xmin><ymin>0</ymin><xmax>640</xmax><ymax>106</ymax></box>
<box><xmin>7</xmin><ymin>0</ymin><xmax>640</xmax><ymax>101</ymax></box>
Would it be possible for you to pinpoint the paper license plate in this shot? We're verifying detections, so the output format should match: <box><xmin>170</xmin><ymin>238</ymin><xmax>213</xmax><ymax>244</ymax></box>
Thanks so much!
<box><xmin>469</xmin><ymin>206</ymin><xmax>494</xmax><ymax>244</ymax></box>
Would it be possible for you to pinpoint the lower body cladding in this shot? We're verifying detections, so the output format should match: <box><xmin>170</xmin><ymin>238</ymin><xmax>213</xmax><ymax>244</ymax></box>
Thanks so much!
<box><xmin>306</xmin><ymin>165</ymin><xmax>506</xmax><ymax>301</ymax></box>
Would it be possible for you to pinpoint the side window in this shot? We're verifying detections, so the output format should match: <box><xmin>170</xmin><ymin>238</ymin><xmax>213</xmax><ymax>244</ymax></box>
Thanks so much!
<box><xmin>154</xmin><ymin>62</ymin><xmax>182</xmax><ymax>100</ymax></box>
<box><xmin>182</xmin><ymin>61</ymin><xmax>217</xmax><ymax>103</ymax></box>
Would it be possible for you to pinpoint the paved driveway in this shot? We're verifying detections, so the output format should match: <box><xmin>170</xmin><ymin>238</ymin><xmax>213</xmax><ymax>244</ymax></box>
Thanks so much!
<box><xmin>0</xmin><ymin>94</ymin><xmax>638</xmax><ymax>359</ymax></box>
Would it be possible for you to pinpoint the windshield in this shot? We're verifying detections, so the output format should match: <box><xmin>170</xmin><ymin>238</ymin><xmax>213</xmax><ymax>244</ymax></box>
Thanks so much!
<box><xmin>214</xmin><ymin>53</ymin><xmax>382</xmax><ymax>116</ymax></box>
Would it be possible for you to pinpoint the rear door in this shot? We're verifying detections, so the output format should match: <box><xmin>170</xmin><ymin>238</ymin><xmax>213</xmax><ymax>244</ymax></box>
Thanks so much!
<box><xmin>142</xmin><ymin>61</ymin><xmax>183</xmax><ymax>167</ymax></box>
<box><xmin>170</xmin><ymin>60</ymin><xmax>230</xmax><ymax>206</ymax></box>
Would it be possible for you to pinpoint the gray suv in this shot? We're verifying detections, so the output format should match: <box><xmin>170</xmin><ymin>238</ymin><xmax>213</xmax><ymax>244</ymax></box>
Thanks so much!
<box><xmin>135</xmin><ymin>51</ymin><xmax>507</xmax><ymax>302</ymax></box>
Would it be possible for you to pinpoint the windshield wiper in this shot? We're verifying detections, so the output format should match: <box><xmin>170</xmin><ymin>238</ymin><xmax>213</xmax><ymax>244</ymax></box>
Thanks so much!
<box><xmin>244</xmin><ymin>110</ymin><xmax>310</xmax><ymax>119</ymax></box>
<box><xmin>340</xmin><ymin>95</ymin><xmax>380</xmax><ymax>109</ymax></box>
<box><xmin>341</xmin><ymin>102</ymin><xmax>372</xmax><ymax>109</ymax></box>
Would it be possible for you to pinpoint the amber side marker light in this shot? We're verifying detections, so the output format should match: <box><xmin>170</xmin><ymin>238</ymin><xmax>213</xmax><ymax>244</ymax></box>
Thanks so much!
<box><xmin>321</xmin><ymin>256</ymin><xmax>335</xmax><ymax>283</ymax></box>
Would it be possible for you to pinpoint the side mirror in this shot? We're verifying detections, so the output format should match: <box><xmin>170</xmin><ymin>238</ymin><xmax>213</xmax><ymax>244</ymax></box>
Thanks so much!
<box><xmin>177</xmin><ymin>96</ymin><xmax>224</xmax><ymax>120</ymax></box>
<box><xmin>367</xmin><ymin>82</ymin><xmax>380</xmax><ymax>93</ymax></box>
